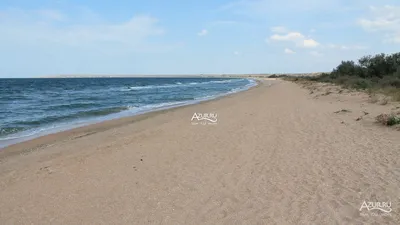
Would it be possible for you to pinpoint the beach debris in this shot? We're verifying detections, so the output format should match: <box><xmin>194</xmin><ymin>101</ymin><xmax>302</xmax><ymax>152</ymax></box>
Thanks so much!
<box><xmin>39</xmin><ymin>166</ymin><xmax>53</xmax><ymax>174</ymax></box>
<box><xmin>354</xmin><ymin>111</ymin><xmax>370</xmax><ymax>121</ymax></box>
<box><xmin>368</xmin><ymin>95</ymin><xmax>379</xmax><ymax>104</ymax></box>
<box><xmin>380</xmin><ymin>98</ymin><xmax>389</xmax><ymax>105</ymax></box>
<box><xmin>322</xmin><ymin>91</ymin><xmax>332</xmax><ymax>96</ymax></box>
<box><xmin>40</xmin><ymin>166</ymin><xmax>49</xmax><ymax>171</ymax></box>
<box><xmin>334</xmin><ymin>109</ymin><xmax>351</xmax><ymax>114</ymax></box>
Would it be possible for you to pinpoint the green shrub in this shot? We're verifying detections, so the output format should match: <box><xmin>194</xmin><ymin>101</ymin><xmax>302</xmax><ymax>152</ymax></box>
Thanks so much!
<box><xmin>376</xmin><ymin>114</ymin><xmax>400</xmax><ymax>126</ymax></box>
<box><xmin>387</xmin><ymin>116</ymin><xmax>400</xmax><ymax>126</ymax></box>
<box><xmin>303</xmin><ymin>52</ymin><xmax>400</xmax><ymax>100</ymax></box>
<box><xmin>352</xmin><ymin>79</ymin><xmax>373</xmax><ymax>89</ymax></box>
<box><xmin>379</xmin><ymin>76</ymin><xmax>400</xmax><ymax>88</ymax></box>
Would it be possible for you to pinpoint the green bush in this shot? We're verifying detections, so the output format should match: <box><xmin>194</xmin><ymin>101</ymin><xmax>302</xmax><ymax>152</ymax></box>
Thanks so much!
<box><xmin>355</xmin><ymin>79</ymin><xmax>373</xmax><ymax>89</ymax></box>
<box><xmin>379</xmin><ymin>76</ymin><xmax>400</xmax><ymax>88</ymax></box>
<box><xmin>305</xmin><ymin>52</ymin><xmax>400</xmax><ymax>100</ymax></box>
<box><xmin>319</xmin><ymin>52</ymin><xmax>400</xmax><ymax>81</ymax></box>
<box><xmin>387</xmin><ymin>116</ymin><xmax>400</xmax><ymax>126</ymax></box>
<box><xmin>376</xmin><ymin>114</ymin><xmax>400</xmax><ymax>126</ymax></box>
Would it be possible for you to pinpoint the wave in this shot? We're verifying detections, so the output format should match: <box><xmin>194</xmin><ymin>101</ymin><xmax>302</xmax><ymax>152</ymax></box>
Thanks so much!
<box><xmin>0</xmin><ymin>127</ymin><xmax>27</xmax><ymax>137</ymax></box>
<box><xmin>128</xmin><ymin>79</ymin><xmax>244</xmax><ymax>91</ymax></box>
<box><xmin>16</xmin><ymin>107</ymin><xmax>130</xmax><ymax>127</ymax></box>
<box><xmin>194</xmin><ymin>79</ymin><xmax>257</xmax><ymax>101</ymax></box>
<box><xmin>46</xmin><ymin>102</ymin><xmax>99</xmax><ymax>110</ymax></box>
<box><xmin>73</xmin><ymin>107</ymin><xmax>130</xmax><ymax>117</ymax></box>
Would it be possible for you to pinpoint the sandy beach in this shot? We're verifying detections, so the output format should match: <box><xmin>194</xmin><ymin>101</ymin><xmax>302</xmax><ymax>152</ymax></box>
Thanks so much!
<box><xmin>0</xmin><ymin>79</ymin><xmax>399</xmax><ymax>224</ymax></box>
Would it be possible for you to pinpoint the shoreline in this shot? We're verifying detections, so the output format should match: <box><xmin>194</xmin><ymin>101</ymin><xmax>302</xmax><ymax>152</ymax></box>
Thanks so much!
<box><xmin>0</xmin><ymin>78</ymin><xmax>258</xmax><ymax>150</ymax></box>
<box><xmin>0</xmin><ymin>79</ymin><xmax>262</xmax><ymax>159</ymax></box>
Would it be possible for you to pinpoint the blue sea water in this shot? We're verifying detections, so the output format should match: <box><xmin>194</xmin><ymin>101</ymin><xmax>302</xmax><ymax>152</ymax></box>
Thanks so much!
<box><xmin>0</xmin><ymin>77</ymin><xmax>256</xmax><ymax>148</ymax></box>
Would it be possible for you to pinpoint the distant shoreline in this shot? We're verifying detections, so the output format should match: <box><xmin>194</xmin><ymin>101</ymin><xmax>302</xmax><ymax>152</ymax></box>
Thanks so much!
<box><xmin>36</xmin><ymin>73</ymin><xmax>325</xmax><ymax>78</ymax></box>
<box><xmin>0</xmin><ymin>72</ymin><xmax>325</xmax><ymax>79</ymax></box>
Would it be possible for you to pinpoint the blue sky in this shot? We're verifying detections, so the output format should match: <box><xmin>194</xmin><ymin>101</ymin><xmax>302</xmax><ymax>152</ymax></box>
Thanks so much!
<box><xmin>0</xmin><ymin>0</ymin><xmax>399</xmax><ymax>77</ymax></box>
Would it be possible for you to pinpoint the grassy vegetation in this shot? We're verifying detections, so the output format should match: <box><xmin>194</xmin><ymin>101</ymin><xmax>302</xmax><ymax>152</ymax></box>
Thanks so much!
<box><xmin>285</xmin><ymin>52</ymin><xmax>400</xmax><ymax>101</ymax></box>
<box><xmin>376</xmin><ymin>114</ymin><xmax>400</xmax><ymax>126</ymax></box>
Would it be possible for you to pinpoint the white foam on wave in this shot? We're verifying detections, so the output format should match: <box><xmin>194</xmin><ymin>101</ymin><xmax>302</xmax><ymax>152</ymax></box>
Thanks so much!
<box><xmin>128</xmin><ymin>79</ymin><xmax>244</xmax><ymax>91</ymax></box>
<box><xmin>195</xmin><ymin>78</ymin><xmax>257</xmax><ymax>101</ymax></box>
<box><xmin>120</xmin><ymin>78</ymin><xmax>257</xmax><ymax>117</ymax></box>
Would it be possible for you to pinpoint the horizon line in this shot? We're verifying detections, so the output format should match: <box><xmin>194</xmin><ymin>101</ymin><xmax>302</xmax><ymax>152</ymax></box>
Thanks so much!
<box><xmin>0</xmin><ymin>72</ymin><xmax>325</xmax><ymax>79</ymax></box>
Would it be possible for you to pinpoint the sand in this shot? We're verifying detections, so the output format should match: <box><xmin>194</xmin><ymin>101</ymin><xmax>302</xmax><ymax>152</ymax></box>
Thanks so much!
<box><xmin>0</xmin><ymin>79</ymin><xmax>399</xmax><ymax>224</ymax></box>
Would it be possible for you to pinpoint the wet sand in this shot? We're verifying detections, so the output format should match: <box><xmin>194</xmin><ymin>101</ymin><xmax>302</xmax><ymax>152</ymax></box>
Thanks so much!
<box><xmin>0</xmin><ymin>79</ymin><xmax>399</xmax><ymax>224</ymax></box>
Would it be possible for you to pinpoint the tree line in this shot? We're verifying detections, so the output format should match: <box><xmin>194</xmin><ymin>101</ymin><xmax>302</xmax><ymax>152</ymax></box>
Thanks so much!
<box><xmin>311</xmin><ymin>52</ymin><xmax>400</xmax><ymax>90</ymax></box>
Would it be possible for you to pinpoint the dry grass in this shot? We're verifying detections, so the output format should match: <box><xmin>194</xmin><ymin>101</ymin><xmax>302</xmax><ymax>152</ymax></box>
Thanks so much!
<box><xmin>334</xmin><ymin>109</ymin><xmax>351</xmax><ymax>114</ymax></box>
<box><xmin>376</xmin><ymin>114</ymin><xmax>400</xmax><ymax>126</ymax></box>
<box><xmin>368</xmin><ymin>94</ymin><xmax>380</xmax><ymax>103</ymax></box>
<box><xmin>380</xmin><ymin>98</ymin><xmax>389</xmax><ymax>105</ymax></box>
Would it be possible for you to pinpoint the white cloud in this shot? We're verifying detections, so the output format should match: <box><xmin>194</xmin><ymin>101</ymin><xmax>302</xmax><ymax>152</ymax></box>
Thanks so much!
<box><xmin>389</xmin><ymin>36</ymin><xmax>400</xmax><ymax>43</ymax></box>
<box><xmin>198</xmin><ymin>29</ymin><xmax>208</xmax><ymax>36</ymax></box>
<box><xmin>326</xmin><ymin>44</ymin><xmax>338</xmax><ymax>48</ymax></box>
<box><xmin>270</xmin><ymin>32</ymin><xmax>304</xmax><ymax>41</ymax></box>
<box><xmin>284</xmin><ymin>48</ymin><xmax>295</xmax><ymax>54</ymax></box>
<box><xmin>36</xmin><ymin>9</ymin><xmax>67</xmax><ymax>21</ymax></box>
<box><xmin>221</xmin><ymin>0</ymin><xmax>348</xmax><ymax>16</ymax></box>
<box><xmin>234</xmin><ymin>51</ymin><xmax>240</xmax><ymax>55</ymax></box>
<box><xmin>269</xmin><ymin>28</ymin><xmax>366</xmax><ymax>51</ymax></box>
<box><xmin>310</xmin><ymin>51</ymin><xmax>323</xmax><ymax>57</ymax></box>
<box><xmin>302</xmin><ymin>39</ymin><xmax>320</xmax><ymax>48</ymax></box>
<box><xmin>0</xmin><ymin>8</ymin><xmax>165</xmax><ymax>48</ymax></box>
<box><xmin>358</xmin><ymin>5</ymin><xmax>400</xmax><ymax>43</ymax></box>
<box><xmin>0</xmin><ymin>8</ymin><xmax>59</xmax><ymax>23</ymax></box>
<box><xmin>326</xmin><ymin>44</ymin><xmax>367</xmax><ymax>50</ymax></box>
<box><xmin>358</xmin><ymin>5</ymin><xmax>400</xmax><ymax>31</ymax></box>
<box><xmin>269</xmin><ymin>30</ymin><xmax>321</xmax><ymax>49</ymax></box>
<box><xmin>271</xmin><ymin>26</ymin><xmax>288</xmax><ymax>33</ymax></box>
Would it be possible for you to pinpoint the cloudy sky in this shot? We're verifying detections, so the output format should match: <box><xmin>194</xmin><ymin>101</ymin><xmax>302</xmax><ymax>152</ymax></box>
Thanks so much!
<box><xmin>0</xmin><ymin>0</ymin><xmax>399</xmax><ymax>77</ymax></box>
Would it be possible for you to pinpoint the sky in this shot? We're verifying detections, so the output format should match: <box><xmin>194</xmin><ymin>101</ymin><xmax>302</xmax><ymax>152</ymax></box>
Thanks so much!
<box><xmin>0</xmin><ymin>0</ymin><xmax>399</xmax><ymax>77</ymax></box>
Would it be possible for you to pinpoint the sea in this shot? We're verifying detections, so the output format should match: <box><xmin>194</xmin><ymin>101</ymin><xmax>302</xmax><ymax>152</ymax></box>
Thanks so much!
<box><xmin>0</xmin><ymin>77</ymin><xmax>256</xmax><ymax>148</ymax></box>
